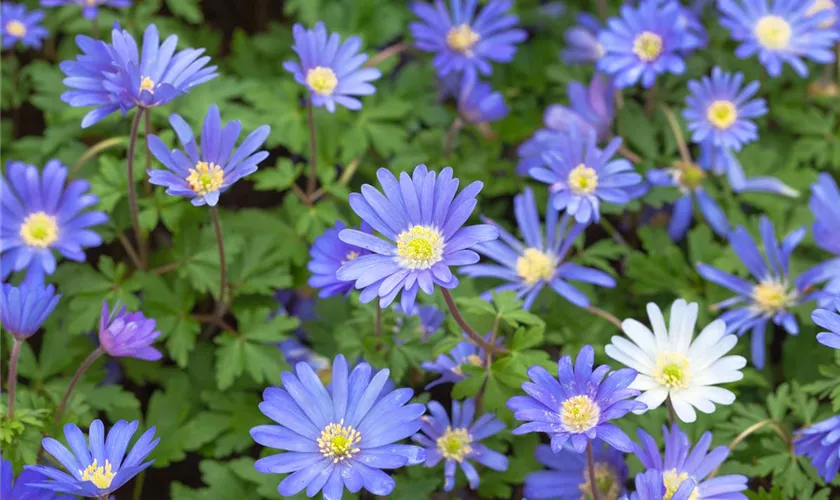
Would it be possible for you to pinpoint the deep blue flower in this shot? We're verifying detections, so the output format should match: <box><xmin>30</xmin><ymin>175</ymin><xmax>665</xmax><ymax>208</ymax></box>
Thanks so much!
<box><xmin>308</xmin><ymin>220</ymin><xmax>372</xmax><ymax>298</ymax></box>
<box><xmin>250</xmin><ymin>354</ymin><xmax>425</xmax><ymax>498</ymax></box>
<box><xmin>336</xmin><ymin>165</ymin><xmax>499</xmax><ymax>311</ymax></box>
<box><xmin>562</xmin><ymin>12</ymin><xmax>604</xmax><ymax>65</ymax></box>
<box><xmin>597</xmin><ymin>1</ymin><xmax>687</xmax><ymax>88</ymax></box>
<box><xmin>1</xmin><ymin>456</ymin><xmax>72</xmax><ymax>500</ymax></box>
<box><xmin>508</xmin><ymin>344</ymin><xmax>645</xmax><ymax>453</ymax></box>
<box><xmin>696</xmin><ymin>142</ymin><xmax>798</xmax><ymax>197</ymax></box>
<box><xmin>284</xmin><ymin>22</ymin><xmax>381</xmax><ymax>113</ymax></box>
<box><xmin>794</xmin><ymin>414</ymin><xmax>840</xmax><ymax>483</ymax></box>
<box><xmin>394</xmin><ymin>303</ymin><xmax>445</xmax><ymax>341</ymax></box>
<box><xmin>634</xmin><ymin>424</ymin><xmax>749</xmax><ymax>500</ymax></box>
<box><xmin>461</xmin><ymin>187</ymin><xmax>615</xmax><ymax>309</ymax></box>
<box><xmin>98</xmin><ymin>301</ymin><xmax>162</xmax><ymax>361</ymax></box>
<box><xmin>1</xmin><ymin>2</ymin><xmax>48</xmax><ymax>50</ymax></box>
<box><xmin>40</xmin><ymin>0</ymin><xmax>130</xmax><ymax>19</ymax></box>
<box><xmin>421</xmin><ymin>337</ymin><xmax>488</xmax><ymax>389</ymax></box>
<box><xmin>0</xmin><ymin>283</ymin><xmax>60</xmax><ymax>339</ymax></box>
<box><xmin>629</xmin><ymin>469</ymin><xmax>697</xmax><ymax>500</ymax></box>
<box><xmin>147</xmin><ymin>104</ymin><xmax>271</xmax><ymax>206</ymax></box>
<box><xmin>529</xmin><ymin>127</ymin><xmax>643</xmax><ymax>224</ymax></box>
<box><xmin>409</xmin><ymin>0</ymin><xmax>527</xmax><ymax>79</ymax></box>
<box><xmin>456</xmin><ymin>75</ymin><xmax>508</xmax><ymax>124</ymax></box>
<box><xmin>800</xmin><ymin>174</ymin><xmax>840</xmax><ymax>306</ymax></box>
<box><xmin>413</xmin><ymin>398</ymin><xmax>507</xmax><ymax>491</ymax></box>
<box><xmin>696</xmin><ymin>216</ymin><xmax>816</xmax><ymax>368</ymax></box>
<box><xmin>1</xmin><ymin>160</ymin><xmax>107</xmax><ymax>284</ymax></box>
<box><xmin>29</xmin><ymin>419</ymin><xmax>159</xmax><ymax>498</ymax></box>
<box><xmin>718</xmin><ymin>0</ymin><xmax>839</xmax><ymax>77</ymax></box>
<box><xmin>813</xmin><ymin>299</ymin><xmax>840</xmax><ymax>350</ymax></box>
<box><xmin>524</xmin><ymin>440</ymin><xmax>628</xmax><ymax>499</ymax></box>
<box><xmin>544</xmin><ymin>73</ymin><xmax>615</xmax><ymax>143</ymax></box>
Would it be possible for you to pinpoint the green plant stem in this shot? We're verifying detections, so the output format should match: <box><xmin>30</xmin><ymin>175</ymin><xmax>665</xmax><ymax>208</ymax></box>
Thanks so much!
<box><xmin>598</xmin><ymin>217</ymin><xmax>629</xmax><ymax>247</ymax></box>
<box><xmin>666</xmin><ymin>398</ymin><xmax>676</xmax><ymax>426</ymax></box>
<box><xmin>132</xmin><ymin>471</ymin><xmax>146</xmax><ymax>500</ymax></box>
<box><xmin>127</xmin><ymin>108</ymin><xmax>146</xmax><ymax>269</ymax></box>
<box><xmin>587</xmin><ymin>441</ymin><xmax>602</xmax><ymax>500</ymax></box>
<box><xmin>709</xmin><ymin>419</ymin><xmax>793</xmax><ymax>478</ymax></box>
<box><xmin>69</xmin><ymin>137</ymin><xmax>127</xmax><ymax>180</ymax></box>
<box><xmin>661</xmin><ymin>104</ymin><xmax>692</xmax><ymax>164</ymax></box>
<box><xmin>585</xmin><ymin>306</ymin><xmax>622</xmax><ymax>329</ymax></box>
<box><xmin>364</xmin><ymin>42</ymin><xmax>410</xmax><ymax>67</ymax></box>
<box><xmin>6</xmin><ymin>337</ymin><xmax>22</xmax><ymax>420</ymax></box>
<box><xmin>306</xmin><ymin>98</ymin><xmax>318</xmax><ymax>197</ymax></box>
<box><xmin>54</xmin><ymin>347</ymin><xmax>104</xmax><ymax>425</ymax></box>
<box><xmin>442</xmin><ymin>117</ymin><xmax>463</xmax><ymax>158</ymax></box>
<box><xmin>210</xmin><ymin>206</ymin><xmax>227</xmax><ymax>315</ymax></box>
<box><xmin>374</xmin><ymin>303</ymin><xmax>382</xmax><ymax>341</ymax></box>
<box><xmin>440</xmin><ymin>288</ymin><xmax>506</xmax><ymax>354</ymax></box>
<box><xmin>475</xmin><ymin>313</ymin><xmax>501</xmax><ymax>415</ymax></box>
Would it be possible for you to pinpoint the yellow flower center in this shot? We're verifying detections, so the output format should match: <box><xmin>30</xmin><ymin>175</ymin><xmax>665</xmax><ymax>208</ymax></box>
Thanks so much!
<box><xmin>85</xmin><ymin>0</ymin><xmax>98</xmax><ymax>5</ymax></box>
<box><xmin>568</xmin><ymin>164</ymin><xmax>599</xmax><ymax>195</ymax></box>
<box><xmin>673</xmin><ymin>161</ymin><xmax>706</xmax><ymax>190</ymax></box>
<box><xmin>807</xmin><ymin>0</ymin><xmax>837</xmax><ymax>28</ymax></box>
<box><xmin>396</xmin><ymin>225</ymin><xmax>444</xmax><ymax>269</ymax></box>
<box><xmin>654</xmin><ymin>352</ymin><xmax>691</xmax><ymax>389</ymax></box>
<box><xmin>306</xmin><ymin>66</ymin><xmax>338</xmax><ymax>96</ymax></box>
<box><xmin>451</xmin><ymin>354</ymin><xmax>483</xmax><ymax>375</ymax></box>
<box><xmin>663</xmin><ymin>469</ymin><xmax>700</xmax><ymax>500</ymax></box>
<box><xmin>342</xmin><ymin>251</ymin><xmax>360</xmax><ymax>265</ymax></box>
<box><xmin>139</xmin><ymin>76</ymin><xmax>155</xmax><ymax>94</ymax></box>
<box><xmin>186</xmin><ymin>161</ymin><xmax>224</xmax><ymax>196</ymax></box>
<box><xmin>20</xmin><ymin>212</ymin><xmax>59</xmax><ymax>249</ymax></box>
<box><xmin>755</xmin><ymin>15</ymin><xmax>792</xmax><ymax>50</ymax></box>
<box><xmin>436</xmin><ymin>426</ymin><xmax>473</xmax><ymax>462</ymax></box>
<box><xmin>80</xmin><ymin>459</ymin><xmax>116</xmax><ymax>489</ymax></box>
<box><xmin>560</xmin><ymin>395</ymin><xmax>600</xmax><ymax>433</ymax></box>
<box><xmin>6</xmin><ymin>20</ymin><xmax>26</xmax><ymax>37</ymax></box>
<box><xmin>446</xmin><ymin>24</ymin><xmax>480</xmax><ymax>54</ymax></box>
<box><xmin>707</xmin><ymin>100</ymin><xmax>738</xmax><ymax>130</ymax></box>
<box><xmin>753</xmin><ymin>280</ymin><xmax>792</xmax><ymax>313</ymax></box>
<box><xmin>632</xmin><ymin>31</ymin><xmax>664</xmax><ymax>62</ymax></box>
<box><xmin>317</xmin><ymin>420</ymin><xmax>361</xmax><ymax>463</ymax></box>
<box><xmin>579</xmin><ymin>462</ymin><xmax>621</xmax><ymax>500</ymax></box>
<box><xmin>516</xmin><ymin>248</ymin><xmax>555</xmax><ymax>286</ymax></box>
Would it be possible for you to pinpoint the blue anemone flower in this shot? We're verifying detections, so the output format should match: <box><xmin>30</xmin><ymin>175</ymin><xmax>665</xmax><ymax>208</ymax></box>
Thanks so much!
<box><xmin>794</xmin><ymin>414</ymin><xmax>840</xmax><ymax>483</ymax></box>
<box><xmin>718</xmin><ymin>0</ymin><xmax>839</xmax><ymax>77</ymax></box>
<box><xmin>40</xmin><ymin>0</ymin><xmax>130</xmax><ymax>19</ymax></box>
<box><xmin>629</xmin><ymin>469</ymin><xmax>697</xmax><ymax>500</ymax></box>
<box><xmin>562</xmin><ymin>12</ymin><xmax>604</xmax><ymax>65</ymax></box>
<box><xmin>508</xmin><ymin>344</ymin><xmax>645</xmax><ymax>453</ymax></box>
<box><xmin>1</xmin><ymin>457</ymin><xmax>72</xmax><ymax>500</ymax></box>
<box><xmin>0</xmin><ymin>160</ymin><xmax>107</xmax><ymax>284</ymax></box>
<box><xmin>543</xmin><ymin>73</ymin><xmax>615</xmax><ymax>143</ymax></box>
<box><xmin>1</xmin><ymin>2</ymin><xmax>48</xmax><ymax>50</ymax></box>
<box><xmin>409</xmin><ymin>0</ymin><xmax>527</xmax><ymax>79</ymax></box>
<box><xmin>696</xmin><ymin>216</ymin><xmax>816</xmax><ymax>368</ymax></box>
<box><xmin>250</xmin><ymin>354</ymin><xmax>425</xmax><ymax>498</ymax></box>
<box><xmin>525</xmin><ymin>441</ymin><xmax>628</xmax><ymax>499</ymax></box>
<box><xmin>456</xmin><ymin>75</ymin><xmax>509</xmax><ymax>124</ymax></box>
<box><xmin>813</xmin><ymin>299</ymin><xmax>840</xmax><ymax>350</ymax></box>
<box><xmin>336</xmin><ymin>165</ymin><xmax>499</xmax><ymax>311</ymax></box>
<box><xmin>799</xmin><ymin>174</ymin><xmax>840</xmax><ymax>305</ymax></box>
<box><xmin>29</xmin><ymin>420</ymin><xmax>159</xmax><ymax>498</ymax></box>
<box><xmin>147</xmin><ymin>104</ymin><xmax>271</xmax><ymax>206</ymax></box>
<box><xmin>98</xmin><ymin>301</ymin><xmax>162</xmax><ymax>361</ymax></box>
<box><xmin>0</xmin><ymin>283</ymin><xmax>60</xmax><ymax>339</ymax></box>
<box><xmin>308</xmin><ymin>220</ymin><xmax>372</xmax><ymax>298</ymax></box>
<box><xmin>421</xmin><ymin>336</ymin><xmax>490</xmax><ymax>389</ymax></box>
<box><xmin>461</xmin><ymin>187</ymin><xmax>615</xmax><ymax>309</ymax></box>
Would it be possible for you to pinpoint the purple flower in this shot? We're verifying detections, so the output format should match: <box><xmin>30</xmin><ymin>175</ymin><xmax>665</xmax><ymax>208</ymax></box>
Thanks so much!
<box><xmin>98</xmin><ymin>302</ymin><xmax>162</xmax><ymax>361</ymax></box>
<box><xmin>456</xmin><ymin>75</ymin><xmax>508</xmax><ymax>124</ymax></box>
<box><xmin>630</xmin><ymin>469</ymin><xmax>697</xmax><ymax>500</ymax></box>
<box><xmin>525</xmin><ymin>440</ymin><xmax>628</xmax><ymax>499</ymax></box>
<box><xmin>0</xmin><ymin>283</ymin><xmax>60</xmax><ymax>339</ymax></box>
<box><xmin>421</xmin><ymin>337</ymin><xmax>487</xmax><ymax>389</ymax></box>
<box><xmin>516</xmin><ymin>129</ymin><xmax>565</xmax><ymax>176</ymax></box>
<box><xmin>813</xmin><ymin>299</ymin><xmax>840</xmax><ymax>350</ymax></box>
<box><xmin>308</xmin><ymin>220</ymin><xmax>372</xmax><ymax>298</ymax></box>
<box><xmin>794</xmin><ymin>414</ymin><xmax>840</xmax><ymax>483</ymax></box>
<box><xmin>799</xmin><ymin>174</ymin><xmax>840</xmax><ymax>306</ymax></box>
<box><xmin>562</xmin><ymin>13</ymin><xmax>604</xmax><ymax>64</ymax></box>
<box><xmin>544</xmin><ymin>73</ymin><xmax>615</xmax><ymax>142</ymax></box>
<box><xmin>40</xmin><ymin>0</ymin><xmax>130</xmax><ymax>19</ymax></box>
<box><xmin>1</xmin><ymin>456</ymin><xmax>73</xmax><ymax>500</ymax></box>
<box><xmin>1</xmin><ymin>2</ymin><xmax>48</xmax><ymax>50</ymax></box>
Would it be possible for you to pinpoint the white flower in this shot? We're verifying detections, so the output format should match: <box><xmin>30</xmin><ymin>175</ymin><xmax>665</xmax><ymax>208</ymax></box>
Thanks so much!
<box><xmin>604</xmin><ymin>299</ymin><xmax>746</xmax><ymax>422</ymax></box>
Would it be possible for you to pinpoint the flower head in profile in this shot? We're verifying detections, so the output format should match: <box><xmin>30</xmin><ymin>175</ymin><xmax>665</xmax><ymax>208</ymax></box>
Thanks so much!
<box><xmin>696</xmin><ymin>216</ymin><xmax>815</xmax><ymax>368</ymax></box>
<box><xmin>800</xmin><ymin>174</ymin><xmax>840</xmax><ymax>305</ymax></box>
<box><xmin>336</xmin><ymin>165</ymin><xmax>498</xmax><ymax>311</ymax></box>
<box><xmin>0</xmin><ymin>283</ymin><xmax>60</xmax><ymax>339</ymax></box>
<box><xmin>813</xmin><ymin>299</ymin><xmax>840</xmax><ymax>350</ymax></box>
<box><xmin>1</xmin><ymin>160</ymin><xmax>107</xmax><ymax>284</ymax></box>
<box><xmin>529</xmin><ymin>127</ymin><xmax>643</xmax><ymax>224</ymax></box>
<box><xmin>98</xmin><ymin>301</ymin><xmax>162</xmax><ymax>361</ymax></box>
<box><xmin>718</xmin><ymin>0</ymin><xmax>839</xmax><ymax>77</ymax></box>
<box><xmin>634</xmin><ymin>424</ymin><xmax>749</xmax><ymax>500</ymax></box>
<box><xmin>29</xmin><ymin>419</ymin><xmax>159</xmax><ymax>498</ymax></box>
<box><xmin>544</xmin><ymin>73</ymin><xmax>615</xmax><ymax>143</ymax></box>
<box><xmin>606</xmin><ymin>299</ymin><xmax>746</xmax><ymax>423</ymax></box>
<box><xmin>508</xmin><ymin>345</ymin><xmax>645</xmax><ymax>453</ymax></box>
<box><xmin>525</xmin><ymin>441</ymin><xmax>628</xmax><ymax>500</ymax></box>
<box><xmin>284</xmin><ymin>22</ymin><xmax>381</xmax><ymax>113</ymax></box>
<box><xmin>308</xmin><ymin>220</ymin><xmax>372</xmax><ymax>298</ymax></box>
<box><xmin>40</xmin><ymin>0</ymin><xmax>130</xmax><ymax>19</ymax></box>
<box><xmin>148</xmin><ymin>105</ymin><xmax>271</xmax><ymax>206</ymax></box>
<box><xmin>1</xmin><ymin>456</ymin><xmax>73</xmax><ymax>500</ymax></box>
<box><xmin>629</xmin><ymin>469</ymin><xmax>697</xmax><ymax>500</ymax></box>
<box><xmin>421</xmin><ymin>336</ymin><xmax>492</xmax><ymax>389</ymax></box>
<box><xmin>250</xmin><ymin>355</ymin><xmax>425</xmax><ymax>498</ymax></box>
<box><xmin>409</xmin><ymin>0</ymin><xmax>527</xmax><ymax>79</ymax></box>
<box><xmin>456</xmin><ymin>75</ymin><xmax>508</xmax><ymax>125</ymax></box>
<box><xmin>413</xmin><ymin>398</ymin><xmax>507</xmax><ymax>491</ymax></box>
<box><xmin>562</xmin><ymin>12</ymin><xmax>604</xmax><ymax>64</ymax></box>
<box><xmin>462</xmin><ymin>187</ymin><xmax>615</xmax><ymax>310</ymax></box>
<box><xmin>794</xmin><ymin>414</ymin><xmax>840</xmax><ymax>483</ymax></box>
<box><xmin>1</xmin><ymin>3</ymin><xmax>48</xmax><ymax>50</ymax></box>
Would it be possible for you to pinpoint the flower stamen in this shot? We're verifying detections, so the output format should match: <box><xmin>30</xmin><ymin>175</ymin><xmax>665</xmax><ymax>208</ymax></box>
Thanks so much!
<box><xmin>568</xmin><ymin>164</ymin><xmax>599</xmax><ymax>195</ymax></box>
<box><xmin>20</xmin><ymin>212</ymin><xmax>59</xmax><ymax>249</ymax></box>
<box><xmin>306</xmin><ymin>66</ymin><xmax>338</xmax><ymax>96</ymax></box>
<box><xmin>318</xmin><ymin>419</ymin><xmax>362</xmax><ymax>463</ymax></box>
<box><xmin>186</xmin><ymin>161</ymin><xmax>224</xmax><ymax>196</ymax></box>
<box><xmin>633</xmin><ymin>31</ymin><xmax>663</xmax><ymax>62</ymax></box>
<box><xmin>755</xmin><ymin>15</ymin><xmax>792</xmax><ymax>50</ymax></box>
<box><xmin>707</xmin><ymin>100</ymin><xmax>738</xmax><ymax>130</ymax></box>
<box><xmin>396</xmin><ymin>225</ymin><xmax>444</xmax><ymax>269</ymax></box>
<box><xmin>80</xmin><ymin>459</ymin><xmax>116</xmax><ymax>489</ymax></box>
<box><xmin>446</xmin><ymin>24</ymin><xmax>480</xmax><ymax>54</ymax></box>
<box><xmin>6</xmin><ymin>20</ymin><xmax>26</xmax><ymax>37</ymax></box>
<box><xmin>436</xmin><ymin>427</ymin><xmax>473</xmax><ymax>462</ymax></box>
<box><xmin>753</xmin><ymin>280</ymin><xmax>794</xmax><ymax>314</ymax></box>
<box><xmin>516</xmin><ymin>248</ymin><xmax>555</xmax><ymax>285</ymax></box>
<box><xmin>654</xmin><ymin>353</ymin><xmax>691</xmax><ymax>389</ymax></box>
<box><xmin>139</xmin><ymin>76</ymin><xmax>155</xmax><ymax>94</ymax></box>
<box><xmin>663</xmin><ymin>469</ymin><xmax>700</xmax><ymax>500</ymax></box>
<box><xmin>560</xmin><ymin>395</ymin><xmax>600</xmax><ymax>433</ymax></box>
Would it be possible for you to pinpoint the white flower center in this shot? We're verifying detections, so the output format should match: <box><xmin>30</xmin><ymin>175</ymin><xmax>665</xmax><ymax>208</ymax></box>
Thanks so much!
<box><xmin>396</xmin><ymin>225</ymin><xmax>444</xmax><ymax>269</ymax></box>
<box><xmin>654</xmin><ymin>352</ymin><xmax>691</xmax><ymax>389</ymax></box>
<box><xmin>632</xmin><ymin>31</ymin><xmax>663</xmax><ymax>62</ymax></box>
<box><xmin>560</xmin><ymin>395</ymin><xmax>600</xmax><ymax>433</ymax></box>
<box><xmin>306</xmin><ymin>66</ymin><xmax>338</xmax><ymax>96</ymax></box>
<box><xmin>20</xmin><ymin>212</ymin><xmax>59</xmax><ymax>249</ymax></box>
<box><xmin>6</xmin><ymin>20</ymin><xmax>26</xmax><ymax>37</ymax></box>
<box><xmin>752</xmin><ymin>280</ymin><xmax>795</xmax><ymax>314</ymax></box>
<box><xmin>516</xmin><ymin>248</ymin><xmax>555</xmax><ymax>285</ymax></box>
<box><xmin>755</xmin><ymin>15</ymin><xmax>792</xmax><ymax>50</ymax></box>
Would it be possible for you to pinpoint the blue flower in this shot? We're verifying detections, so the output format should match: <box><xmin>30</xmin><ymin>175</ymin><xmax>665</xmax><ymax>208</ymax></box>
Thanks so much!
<box><xmin>634</xmin><ymin>424</ymin><xmax>748</xmax><ymax>500</ymax></box>
<box><xmin>544</xmin><ymin>73</ymin><xmax>615</xmax><ymax>143</ymax></box>
<box><xmin>696</xmin><ymin>216</ymin><xmax>815</xmax><ymax>368</ymax></box>
<box><xmin>147</xmin><ymin>104</ymin><xmax>271</xmax><ymax>206</ymax></box>
<box><xmin>421</xmin><ymin>337</ymin><xmax>488</xmax><ymax>389</ymax></box>
<box><xmin>813</xmin><ymin>299</ymin><xmax>840</xmax><ymax>350</ymax></box>
<box><xmin>529</xmin><ymin>127</ymin><xmax>643</xmax><ymax>224</ymax></box>
<box><xmin>40</xmin><ymin>0</ymin><xmax>130</xmax><ymax>19</ymax></box>
<box><xmin>413</xmin><ymin>398</ymin><xmax>507</xmax><ymax>491</ymax></box>
<box><xmin>250</xmin><ymin>355</ymin><xmax>425</xmax><ymax>498</ymax></box>
<box><xmin>284</xmin><ymin>22</ymin><xmax>382</xmax><ymax>113</ymax></box>
<box><xmin>562</xmin><ymin>13</ymin><xmax>604</xmax><ymax>65</ymax></box>
<box><xmin>336</xmin><ymin>165</ymin><xmax>499</xmax><ymax>311</ymax></box>
<box><xmin>308</xmin><ymin>220</ymin><xmax>372</xmax><ymax>298</ymax></box>
<box><xmin>98</xmin><ymin>301</ymin><xmax>162</xmax><ymax>361</ymax></box>
<box><xmin>409</xmin><ymin>0</ymin><xmax>527</xmax><ymax>79</ymax></box>
<box><xmin>516</xmin><ymin>129</ymin><xmax>565</xmax><ymax>176</ymax></box>
<box><xmin>696</xmin><ymin>142</ymin><xmax>798</xmax><ymax>197</ymax></box>
<box><xmin>1</xmin><ymin>3</ymin><xmax>48</xmax><ymax>50</ymax></box>
<box><xmin>525</xmin><ymin>441</ymin><xmax>628</xmax><ymax>499</ymax></box>
<box><xmin>462</xmin><ymin>187</ymin><xmax>615</xmax><ymax>309</ymax></box>
<box><xmin>629</xmin><ymin>469</ymin><xmax>697</xmax><ymax>500</ymax></box>
<box><xmin>394</xmin><ymin>303</ymin><xmax>446</xmax><ymax>341</ymax></box>
<box><xmin>1</xmin><ymin>456</ymin><xmax>73</xmax><ymax>500</ymax></box>
<box><xmin>508</xmin><ymin>344</ymin><xmax>645</xmax><ymax>453</ymax></box>
<box><xmin>597</xmin><ymin>1</ymin><xmax>687</xmax><ymax>88</ymax></box>
<box><xmin>718</xmin><ymin>0</ymin><xmax>839</xmax><ymax>77</ymax></box>
<box><xmin>456</xmin><ymin>75</ymin><xmax>508</xmax><ymax>124</ymax></box>
<box><xmin>29</xmin><ymin>419</ymin><xmax>159</xmax><ymax>498</ymax></box>
<box><xmin>794</xmin><ymin>414</ymin><xmax>840</xmax><ymax>483</ymax></box>
<box><xmin>653</xmin><ymin>0</ymin><xmax>709</xmax><ymax>55</ymax></box>
<box><xmin>799</xmin><ymin>174</ymin><xmax>840</xmax><ymax>305</ymax></box>
<box><xmin>684</xmin><ymin>67</ymin><xmax>767</xmax><ymax>152</ymax></box>
<box><xmin>0</xmin><ymin>160</ymin><xmax>107</xmax><ymax>284</ymax></box>
<box><xmin>0</xmin><ymin>283</ymin><xmax>60</xmax><ymax>339</ymax></box>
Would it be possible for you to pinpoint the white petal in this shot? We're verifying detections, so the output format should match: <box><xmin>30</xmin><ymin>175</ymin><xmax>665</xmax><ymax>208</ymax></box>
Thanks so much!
<box><xmin>635</xmin><ymin>387</ymin><xmax>668</xmax><ymax>412</ymax></box>
<box><xmin>646</xmin><ymin>302</ymin><xmax>669</xmax><ymax>350</ymax></box>
<box><xmin>630</xmin><ymin>374</ymin><xmax>659</xmax><ymax>390</ymax></box>
<box><xmin>692</xmin><ymin>386</ymin><xmax>737</xmax><ymax>405</ymax></box>
<box><xmin>693</xmin><ymin>356</ymin><xmax>747</xmax><ymax>385</ymax></box>
<box><xmin>609</xmin><ymin>337</ymin><xmax>655</xmax><ymax>371</ymax></box>
<box><xmin>687</xmin><ymin>319</ymin><xmax>728</xmax><ymax>365</ymax></box>
<box><xmin>605</xmin><ymin>344</ymin><xmax>653</xmax><ymax>375</ymax></box>
<box><xmin>676</xmin><ymin>301</ymin><xmax>698</xmax><ymax>353</ymax></box>
<box><xmin>692</xmin><ymin>334</ymin><xmax>738</xmax><ymax>371</ymax></box>
<box><xmin>676</xmin><ymin>387</ymin><xmax>715</xmax><ymax>414</ymax></box>
<box><xmin>669</xmin><ymin>392</ymin><xmax>697</xmax><ymax>423</ymax></box>
<box><xmin>621</xmin><ymin>318</ymin><xmax>658</xmax><ymax>355</ymax></box>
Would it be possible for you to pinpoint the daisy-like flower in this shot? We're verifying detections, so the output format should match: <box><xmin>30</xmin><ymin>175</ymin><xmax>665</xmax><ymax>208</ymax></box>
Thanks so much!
<box><xmin>40</xmin><ymin>0</ymin><xmax>130</xmax><ymax>19</ymax></box>
<box><xmin>1</xmin><ymin>456</ymin><xmax>73</xmax><ymax>500</ymax></box>
<box><xmin>413</xmin><ymin>398</ymin><xmax>508</xmax><ymax>491</ymax></box>
<box><xmin>794</xmin><ymin>414</ymin><xmax>840</xmax><ymax>483</ymax></box>
<box><xmin>718</xmin><ymin>0</ymin><xmax>839</xmax><ymax>77</ymax></box>
<box><xmin>284</xmin><ymin>22</ymin><xmax>381</xmax><ymax>113</ymax></box>
<box><xmin>98</xmin><ymin>301</ymin><xmax>162</xmax><ymax>361</ymax></box>
<box><xmin>508</xmin><ymin>344</ymin><xmax>646</xmax><ymax>453</ymax></box>
<box><xmin>394</xmin><ymin>303</ymin><xmax>445</xmax><ymax>341</ymax></box>
<box><xmin>562</xmin><ymin>12</ymin><xmax>604</xmax><ymax>65</ymax></box>
<box><xmin>684</xmin><ymin>66</ymin><xmax>768</xmax><ymax>152</ymax></box>
<box><xmin>409</xmin><ymin>0</ymin><xmax>527</xmax><ymax>79</ymax></box>
<box><xmin>1</xmin><ymin>160</ymin><xmax>107</xmax><ymax>284</ymax></box>
<box><xmin>308</xmin><ymin>220</ymin><xmax>372</xmax><ymax>298</ymax></box>
<box><xmin>524</xmin><ymin>441</ymin><xmax>628</xmax><ymax>500</ymax></box>
<box><xmin>0</xmin><ymin>283</ymin><xmax>60</xmax><ymax>339</ymax></box>
<box><xmin>529</xmin><ymin>127</ymin><xmax>643</xmax><ymax>224</ymax></box>
<box><xmin>336</xmin><ymin>164</ymin><xmax>499</xmax><ymax>311</ymax></box>
<box><xmin>1</xmin><ymin>2</ymin><xmax>48</xmax><ymax>50</ymax></box>
<box><xmin>461</xmin><ymin>187</ymin><xmax>616</xmax><ymax>310</ymax></box>
<box><xmin>421</xmin><ymin>336</ymin><xmax>489</xmax><ymax>389</ymax></box>
<box><xmin>629</xmin><ymin>469</ymin><xmax>697</xmax><ymax>500</ymax></box>
<box><xmin>605</xmin><ymin>299</ymin><xmax>746</xmax><ymax>423</ymax></box>
<box><xmin>597</xmin><ymin>1</ymin><xmax>687</xmax><ymax>88</ymax></box>
<box><xmin>696</xmin><ymin>216</ymin><xmax>816</xmax><ymax>368</ymax></box>
<box><xmin>29</xmin><ymin>419</ymin><xmax>159</xmax><ymax>498</ymax></box>
<box><xmin>634</xmin><ymin>424</ymin><xmax>749</xmax><ymax>500</ymax></box>
<box><xmin>543</xmin><ymin>73</ymin><xmax>615</xmax><ymax>143</ymax></box>
<box><xmin>250</xmin><ymin>354</ymin><xmax>425</xmax><ymax>498</ymax></box>
<box><xmin>61</xmin><ymin>23</ymin><xmax>218</xmax><ymax>128</ymax></box>
<box><xmin>813</xmin><ymin>299</ymin><xmax>840</xmax><ymax>349</ymax></box>
<box><xmin>799</xmin><ymin>174</ymin><xmax>840</xmax><ymax>305</ymax></box>
<box><xmin>516</xmin><ymin>130</ymin><xmax>565</xmax><ymax>176</ymax></box>
<box><xmin>147</xmin><ymin>104</ymin><xmax>271</xmax><ymax>206</ymax></box>
<box><xmin>456</xmin><ymin>76</ymin><xmax>509</xmax><ymax>124</ymax></box>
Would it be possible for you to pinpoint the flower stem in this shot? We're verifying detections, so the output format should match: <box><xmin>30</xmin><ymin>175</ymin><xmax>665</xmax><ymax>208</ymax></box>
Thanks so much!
<box><xmin>585</xmin><ymin>306</ymin><xmax>622</xmax><ymax>329</ymax></box>
<box><xmin>661</xmin><ymin>104</ymin><xmax>692</xmax><ymax>164</ymax></box>
<box><xmin>618</xmin><ymin>144</ymin><xmax>642</xmax><ymax>164</ymax></box>
<box><xmin>586</xmin><ymin>441</ymin><xmax>602</xmax><ymax>500</ymax></box>
<box><xmin>92</xmin><ymin>16</ymin><xmax>99</xmax><ymax>39</ymax></box>
<box><xmin>69</xmin><ymin>136</ymin><xmax>127</xmax><ymax>180</ymax></box>
<box><xmin>440</xmin><ymin>288</ymin><xmax>507</xmax><ymax>354</ymax></box>
<box><xmin>596</xmin><ymin>0</ymin><xmax>608</xmax><ymax>19</ymax></box>
<box><xmin>709</xmin><ymin>419</ymin><xmax>793</xmax><ymax>478</ymax></box>
<box><xmin>598</xmin><ymin>217</ymin><xmax>629</xmax><ymax>247</ymax></box>
<box><xmin>6</xmin><ymin>337</ymin><xmax>22</xmax><ymax>420</ymax></box>
<box><xmin>127</xmin><ymin>108</ymin><xmax>147</xmax><ymax>270</ymax></box>
<box><xmin>306</xmin><ymin>98</ymin><xmax>318</xmax><ymax>198</ymax></box>
<box><xmin>365</xmin><ymin>42</ymin><xmax>410</xmax><ymax>67</ymax></box>
<box><xmin>476</xmin><ymin>313</ymin><xmax>502</xmax><ymax>415</ymax></box>
<box><xmin>644</xmin><ymin>82</ymin><xmax>658</xmax><ymax>118</ymax></box>
<box><xmin>210</xmin><ymin>206</ymin><xmax>227</xmax><ymax>315</ymax></box>
<box><xmin>374</xmin><ymin>302</ymin><xmax>382</xmax><ymax>341</ymax></box>
<box><xmin>442</xmin><ymin>117</ymin><xmax>464</xmax><ymax>158</ymax></box>
<box><xmin>144</xmin><ymin>109</ymin><xmax>153</xmax><ymax>196</ymax></box>
<box><xmin>54</xmin><ymin>347</ymin><xmax>104</xmax><ymax>425</ymax></box>
<box><xmin>666</xmin><ymin>398</ymin><xmax>676</xmax><ymax>426</ymax></box>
